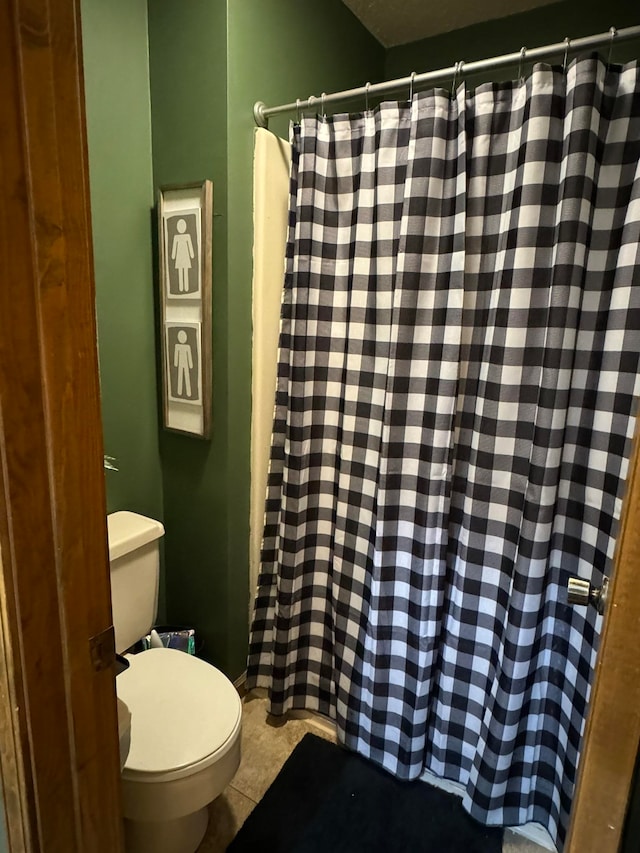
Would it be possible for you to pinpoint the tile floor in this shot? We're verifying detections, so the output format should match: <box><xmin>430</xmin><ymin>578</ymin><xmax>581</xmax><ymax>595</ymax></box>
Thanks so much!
<box><xmin>197</xmin><ymin>694</ymin><xmax>548</xmax><ymax>853</ymax></box>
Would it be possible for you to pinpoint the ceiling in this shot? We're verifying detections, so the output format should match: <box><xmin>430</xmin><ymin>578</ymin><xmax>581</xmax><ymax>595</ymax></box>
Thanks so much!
<box><xmin>341</xmin><ymin>0</ymin><xmax>559</xmax><ymax>48</ymax></box>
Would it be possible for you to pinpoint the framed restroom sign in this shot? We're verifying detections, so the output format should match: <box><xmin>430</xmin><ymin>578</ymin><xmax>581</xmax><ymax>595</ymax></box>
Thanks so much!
<box><xmin>158</xmin><ymin>181</ymin><xmax>212</xmax><ymax>438</ymax></box>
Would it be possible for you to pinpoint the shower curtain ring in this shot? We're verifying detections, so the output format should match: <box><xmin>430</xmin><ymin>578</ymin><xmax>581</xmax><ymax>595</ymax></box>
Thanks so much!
<box><xmin>365</xmin><ymin>81</ymin><xmax>371</xmax><ymax>112</ymax></box>
<box><xmin>321</xmin><ymin>92</ymin><xmax>326</xmax><ymax>119</ymax></box>
<box><xmin>563</xmin><ymin>37</ymin><xmax>571</xmax><ymax>73</ymax></box>
<box><xmin>451</xmin><ymin>61</ymin><xmax>460</xmax><ymax>98</ymax></box>
<box><xmin>451</xmin><ymin>61</ymin><xmax>464</xmax><ymax>99</ymax></box>
<box><xmin>607</xmin><ymin>26</ymin><xmax>617</xmax><ymax>68</ymax></box>
<box><xmin>518</xmin><ymin>47</ymin><xmax>527</xmax><ymax>82</ymax></box>
<box><xmin>296</xmin><ymin>98</ymin><xmax>301</xmax><ymax>123</ymax></box>
<box><xmin>409</xmin><ymin>71</ymin><xmax>416</xmax><ymax>101</ymax></box>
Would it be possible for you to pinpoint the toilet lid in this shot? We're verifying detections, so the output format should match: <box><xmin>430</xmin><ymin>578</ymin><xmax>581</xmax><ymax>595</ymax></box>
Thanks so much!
<box><xmin>116</xmin><ymin>648</ymin><xmax>242</xmax><ymax>775</ymax></box>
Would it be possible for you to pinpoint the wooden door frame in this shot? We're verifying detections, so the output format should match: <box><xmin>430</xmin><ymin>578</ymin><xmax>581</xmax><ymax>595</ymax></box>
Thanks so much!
<box><xmin>0</xmin><ymin>0</ymin><xmax>124</xmax><ymax>850</ymax></box>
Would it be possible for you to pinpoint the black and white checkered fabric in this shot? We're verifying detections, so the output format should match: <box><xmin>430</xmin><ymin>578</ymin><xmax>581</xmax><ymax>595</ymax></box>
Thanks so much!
<box><xmin>247</xmin><ymin>56</ymin><xmax>640</xmax><ymax>847</ymax></box>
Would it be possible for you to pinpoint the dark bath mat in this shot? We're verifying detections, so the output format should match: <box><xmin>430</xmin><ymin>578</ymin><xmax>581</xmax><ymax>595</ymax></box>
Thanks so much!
<box><xmin>227</xmin><ymin>732</ymin><xmax>503</xmax><ymax>853</ymax></box>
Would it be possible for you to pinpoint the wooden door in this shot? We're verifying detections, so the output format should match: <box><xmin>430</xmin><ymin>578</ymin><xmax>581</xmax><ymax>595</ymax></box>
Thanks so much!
<box><xmin>0</xmin><ymin>0</ymin><xmax>124</xmax><ymax>850</ymax></box>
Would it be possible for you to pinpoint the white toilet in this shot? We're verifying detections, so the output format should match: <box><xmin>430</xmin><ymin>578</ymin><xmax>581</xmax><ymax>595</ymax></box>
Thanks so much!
<box><xmin>108</xmin><ymin>511</ymin><xmax>242</xmax><ymax>853</ymax></box>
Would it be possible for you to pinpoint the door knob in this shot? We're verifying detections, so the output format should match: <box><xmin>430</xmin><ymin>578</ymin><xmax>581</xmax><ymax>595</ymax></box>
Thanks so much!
<box><xmin>567</xmin><ymin>576</ymin><xmax>609</xmax><ymax>615</ymax></box>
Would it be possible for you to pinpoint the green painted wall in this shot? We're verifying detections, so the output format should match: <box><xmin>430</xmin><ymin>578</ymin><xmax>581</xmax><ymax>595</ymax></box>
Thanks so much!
<box><xmin>147</xmin><ymin>0</ymin><xmax>383</xmax><ymax>677</ymax></box>
<box><xmin>148</xmin><ymin>0</ymin><xmax>230</xmax><ymax>671</ymax></box>
<box><xmin>81</xmin><ymin>0</ymin><xmax>165</xmax><ymax>616</ymax></box>
<box><xmin>227</xmin><ymin>0</ymin><xmax>385</xmax><ymax>141</ymax></box>
<box><xmin>386</xmin><ymin>0</ymin><xmax>640</xmax><ymax>85</ymax></box>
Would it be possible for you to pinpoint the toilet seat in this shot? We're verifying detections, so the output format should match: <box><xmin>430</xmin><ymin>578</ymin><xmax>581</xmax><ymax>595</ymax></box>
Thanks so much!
<box><xmin>117</xmin><ymin>647</ymin><xmax>242</xmax><ymax>783</ymax></box>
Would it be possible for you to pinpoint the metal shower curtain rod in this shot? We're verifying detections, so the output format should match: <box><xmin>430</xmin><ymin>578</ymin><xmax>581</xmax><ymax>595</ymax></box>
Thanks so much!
<box><xmin>253</xmin><ymin>23</ymin><xmax>640</xmax><ymax>127</ymax></box>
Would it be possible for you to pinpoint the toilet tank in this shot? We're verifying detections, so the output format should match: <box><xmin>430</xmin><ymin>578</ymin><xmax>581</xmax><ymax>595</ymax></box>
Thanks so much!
<box><xmin>107</xmin><ymin>511</ymin><xmax>165</xmax><ymax>654</ymax></box>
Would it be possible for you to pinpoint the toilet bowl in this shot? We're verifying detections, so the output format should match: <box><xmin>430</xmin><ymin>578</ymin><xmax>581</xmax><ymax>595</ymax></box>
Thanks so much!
<box><xmin>108</xmin><ymin>511</ymin><xmax>242</xmax><ymax>853</ymax></box>
<box><xmin>116</xmin><ymin>648</ymin><xmax>242</xmax><ymax>853</ymax></box>
<box><xmin>117</xmin><ymin>697</ymin><xmax>132</xmax><ymax>771</ymax></box>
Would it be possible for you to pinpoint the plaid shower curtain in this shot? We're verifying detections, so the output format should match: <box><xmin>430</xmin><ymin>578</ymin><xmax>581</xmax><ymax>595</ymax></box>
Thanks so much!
<box><xmin>247</xmin><ymin>56</ymin><xmax>640</xmax><ymax>846</ymax></box>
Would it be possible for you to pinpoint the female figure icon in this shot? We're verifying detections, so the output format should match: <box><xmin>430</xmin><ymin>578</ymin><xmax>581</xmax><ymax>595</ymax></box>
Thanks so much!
<box><xmin>171</xmin><ymin>218</ymin><xmax>195</xmax><ymax>292</ymax></box>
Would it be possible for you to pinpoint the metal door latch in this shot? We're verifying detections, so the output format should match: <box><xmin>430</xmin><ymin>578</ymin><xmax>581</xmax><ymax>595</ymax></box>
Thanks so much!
<box><xmin>567</xmin><ymin>576</ymin><xmax>609</xmax><ymax>615</ymax></box>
